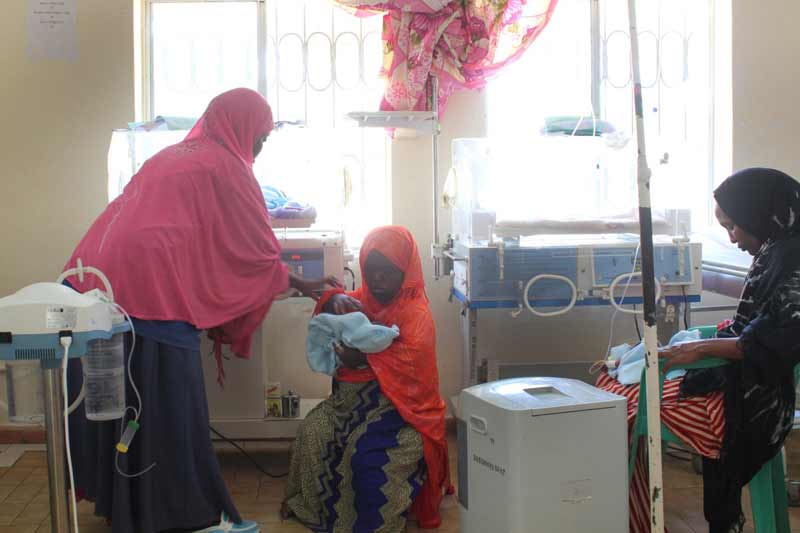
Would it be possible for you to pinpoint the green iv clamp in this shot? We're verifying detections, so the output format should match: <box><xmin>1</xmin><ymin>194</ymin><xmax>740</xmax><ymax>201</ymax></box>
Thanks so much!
<box><xmin>116</xmin><ymin>420</ymin><xmax>140</xmax><ymax>454</ymax></box>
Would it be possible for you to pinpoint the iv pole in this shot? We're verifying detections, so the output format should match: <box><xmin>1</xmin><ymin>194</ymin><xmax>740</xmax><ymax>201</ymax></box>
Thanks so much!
<box><xmin>431</xmin><ymin>76</ymin><xmax>443</xmax><ymax>280</ymax></box>
<box><xmin>628</xmin><ymin>0</ymin><xmax>665</xmax><ymax>530</ymax></box>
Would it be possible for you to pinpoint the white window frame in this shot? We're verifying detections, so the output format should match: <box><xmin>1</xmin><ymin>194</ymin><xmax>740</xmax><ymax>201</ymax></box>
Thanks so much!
<box><xmin>139</xmin><ymin>0</ymin><xmax>268</xmax><ymax>122</ymax></box>
<box><xmin>139</xmin><ymin>0</ymin><xmax>385</xmax><ymax>122</ymax></box>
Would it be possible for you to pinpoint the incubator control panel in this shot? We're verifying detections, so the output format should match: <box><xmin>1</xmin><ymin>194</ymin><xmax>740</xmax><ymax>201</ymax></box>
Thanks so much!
<box><xmin>451</xmin><ymin>237</ymin><xmax>702</xmax><ymax>310</ymax></box>
<box><xmin>277</xmin><ymin>229</ymin><xmax>346</xmax><ymax>284</ymax></box>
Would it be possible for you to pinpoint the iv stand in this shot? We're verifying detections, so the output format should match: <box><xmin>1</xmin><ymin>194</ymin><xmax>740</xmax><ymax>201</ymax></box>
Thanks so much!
<box><xmin>628</xmin><ymin>0</ymin><xmax>665</xmax><ymax>530</ymax></box>
<box><xmin>429</xmin><ymin>76</ymin><xmax>445</xmax><ymax>280</ymax></box>
<box><xmin>43</xmin><ymin>363</ymin><xmax>71</xmax><ymax>533</ymax></box>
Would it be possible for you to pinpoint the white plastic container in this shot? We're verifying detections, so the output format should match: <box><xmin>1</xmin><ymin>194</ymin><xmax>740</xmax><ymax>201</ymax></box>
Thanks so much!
<box><xmin>458</xmin><ymin>377</ymin><xmax>628</xmax><ymax>533</ymax></box>
<box><xmin>5</xmin><ymin>361</ymin><xmax>44</xmax><ymax>424</ymax></box>
<box><xmin>83</xmin><ymin>332</ymin><xmax>126</xmax><ymax>421</ymax></box>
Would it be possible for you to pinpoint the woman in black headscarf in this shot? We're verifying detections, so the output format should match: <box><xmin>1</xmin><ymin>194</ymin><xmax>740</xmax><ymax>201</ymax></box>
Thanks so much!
<box><xmin>660</xmin><ymin>167</ymin><xmax>800</xmax><ymax>532</ymax></box>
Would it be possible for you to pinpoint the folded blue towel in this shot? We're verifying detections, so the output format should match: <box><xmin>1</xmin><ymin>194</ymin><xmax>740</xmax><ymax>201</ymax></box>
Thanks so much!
<box><xmin>261</xmin><ymin>185</ymin><xmax>290</xmax><ymax>211</ymax></box>
<box><xmin>274</xmin><ymin>202</ymin><xmax>317</xmax><ymax>220</ymax></box>
<box><xmin>608</xmin><ymin>329</ymin><xmax>701</xmax><ymax>385</ymax></box>
<box><xmin>306</xmin><ymin>312</ymin><xmax>400</xmax><ymax>376</ymax></box>
<box><xmin>260</xmin><ymin>185</ymin><xmax>317</xmax><ymax>220</ymax></box>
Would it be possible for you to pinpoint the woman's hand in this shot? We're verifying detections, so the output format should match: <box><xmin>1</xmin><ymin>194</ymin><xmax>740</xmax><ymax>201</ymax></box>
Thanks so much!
<box><xmin>334</xmin><ymin>342</ymin><xmax>368</xmax><ymax>369</ymax></box>
<box><xmin>329</xmin><ymin>293</ymin><xmax>363</xmax><ymax>315</ymax></box>
<box><xmin>660</xmin><ymin>342</ymin><xmax>707</xmax><ymax>373</ymax></box>
<box><xmin>289</xmin><ymin>274</ymin><xmax>342</xmax><ymax>300</ymax></box>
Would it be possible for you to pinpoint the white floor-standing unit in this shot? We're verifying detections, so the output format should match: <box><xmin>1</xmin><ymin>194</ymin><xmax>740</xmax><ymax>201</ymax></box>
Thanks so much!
<box><xmin>202</xmin><ymin>229</ymin><xmax>346</xmax><ymax>440</ymax></box>
<box><xmin>458</xmin><ymin>377</ymin><xmax>628</xmax><ymax>533</ymax></box>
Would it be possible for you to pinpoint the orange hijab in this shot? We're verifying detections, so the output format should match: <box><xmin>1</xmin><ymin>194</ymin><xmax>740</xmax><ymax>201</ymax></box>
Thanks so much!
<box><xmin>315</xmin><ymin>226</ymin><xmax>451</xmax><ymax>528</ymax></box>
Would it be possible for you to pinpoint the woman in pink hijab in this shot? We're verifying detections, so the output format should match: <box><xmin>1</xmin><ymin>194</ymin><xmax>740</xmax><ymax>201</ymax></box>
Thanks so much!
<box><xmin>63</xmin><ymin>88</ymin><xmax>335</xmax><ymax>533</ymax></box>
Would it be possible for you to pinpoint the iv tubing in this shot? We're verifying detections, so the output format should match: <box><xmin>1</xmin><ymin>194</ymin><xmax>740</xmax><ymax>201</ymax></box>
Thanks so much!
<box><xmin>60</xmin><ymin>337</ymin><xmax>80</xmax><ymax>533</ymax></box>
<box><xmin>57</xmin><ymin>259</ymin><xmax>115</xmax><ymax>302</ymax></box>
<box><xmin>66</xmin><ymin>381</ymin><xmax>85</xmax><ymax>415</ymax></box>
<box><xmin>55</xmin><ymin>264</ymin><xmax>154</xmax><ymax>478</ymax></box>
<box><xmin>522</xmin><ymin>274</ymin><xmax>578</xmax><ymax>317</ymax></box>
<box><xmin>608</xmin><ymin>272</ymin><xmax>662</xmax><ymax>315</ymax></box>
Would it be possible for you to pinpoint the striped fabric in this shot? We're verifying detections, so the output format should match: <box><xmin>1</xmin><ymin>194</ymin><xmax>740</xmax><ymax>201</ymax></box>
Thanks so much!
<box><xmin>285</xmin><ymin>381</ymin><xmax>426</xmax><ymax>533</ymax></box>
<box><xmin>596</xmin><ymin>372</ymin><xmax>725</xmax><ymax>532</ymax></box>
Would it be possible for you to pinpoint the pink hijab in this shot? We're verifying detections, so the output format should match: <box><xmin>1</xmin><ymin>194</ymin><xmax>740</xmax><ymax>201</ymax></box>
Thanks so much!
<box><xmin>65</xmin><ymin>88</ymin><xmax>288</xmax><ymax>371</ymax></box>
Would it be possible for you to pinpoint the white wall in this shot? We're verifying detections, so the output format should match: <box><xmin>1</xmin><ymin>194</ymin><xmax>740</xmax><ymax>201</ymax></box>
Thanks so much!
<box><xmin>731</xmin><ymin>1</ymin><xmax>800</xmax><ymax>176</ymax></box>
<box><xmin>0</xmin><ymin>1</ymin><xmax>134</xmax><ymax>298</ymax></box>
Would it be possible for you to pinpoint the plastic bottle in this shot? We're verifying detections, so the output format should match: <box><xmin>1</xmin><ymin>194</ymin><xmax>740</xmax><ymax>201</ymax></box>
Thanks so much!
<box><xmin>83</xmin><ymin>328</ymin><xmax>126</xmax><ymax>421</ymax></box>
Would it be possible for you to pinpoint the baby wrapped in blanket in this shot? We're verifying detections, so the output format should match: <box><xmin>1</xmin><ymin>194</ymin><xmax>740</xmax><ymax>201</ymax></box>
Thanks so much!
<box><xmin>306</xmin><ymin>312</ymin><xmax>399</xmax><ymax>375</ymax></box>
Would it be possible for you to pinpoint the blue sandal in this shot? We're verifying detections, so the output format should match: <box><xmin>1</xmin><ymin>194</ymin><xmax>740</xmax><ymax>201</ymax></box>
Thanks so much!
<box><xmin>193</xmin><ymin>512</ymin><xmax>260</xmax><ymax>532</ymax></box>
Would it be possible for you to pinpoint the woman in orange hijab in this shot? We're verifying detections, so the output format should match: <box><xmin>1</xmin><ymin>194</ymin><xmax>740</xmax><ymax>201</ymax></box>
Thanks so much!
<box><xmin>283</xmin><ymin>226</ymin><xmax>451</xmax><ymax>531</ymax></box>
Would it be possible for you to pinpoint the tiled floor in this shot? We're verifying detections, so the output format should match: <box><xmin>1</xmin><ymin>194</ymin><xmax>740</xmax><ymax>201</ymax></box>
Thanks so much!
<box><xmin>2</xmin><ymin>434</ymin><xmax>800</xmax><ymax>532</ymax></box>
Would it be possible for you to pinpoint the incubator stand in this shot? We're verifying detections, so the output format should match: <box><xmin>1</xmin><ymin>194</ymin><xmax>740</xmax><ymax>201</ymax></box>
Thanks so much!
<box><xmin>42</xmin><ymin>364</ymin><xmax>71</xmax><ymax>533</ymax></box>
<box><xmin>447</xmin><ymin>137</ymin><xmax>703</xmax><ymax>388</ymax></box>
<box><xmin>201</xmin><ymin>229</ymin><xmax>347</xmax><ymax>440</ymax></box>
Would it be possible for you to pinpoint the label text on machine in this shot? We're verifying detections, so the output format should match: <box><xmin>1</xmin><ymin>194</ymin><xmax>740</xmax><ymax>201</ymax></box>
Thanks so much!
<box><xmin>473</xmin><ymin>454</ymin><xmax>506</xmax><ymax>476</ymax></box>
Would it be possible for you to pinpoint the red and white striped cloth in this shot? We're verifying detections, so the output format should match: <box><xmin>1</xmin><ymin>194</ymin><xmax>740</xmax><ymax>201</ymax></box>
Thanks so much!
<box><xmin>596</xmin><ymin>372</ymin><xmax>726</xmax><ymax>532</ymax></box>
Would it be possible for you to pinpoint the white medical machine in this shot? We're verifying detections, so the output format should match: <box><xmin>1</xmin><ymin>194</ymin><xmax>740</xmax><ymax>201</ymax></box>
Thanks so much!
<box><xmin>276</xmin><ymin>229</ymin><xmax>347</xmax><ymax>282</ymax></box>
<box><xmin>0</xmin><ymin>267</ymin><xmax>132</xmax><ymax>533</ymax></box>
<box><xmin>444</xmin><ymin>137</ymin><xmax>703</xmax><ymax>386</ymax></box>
<box><xmin>457</xmin><ymin>377</ymin><xmax>628</xmax><ymax>533</ymax></box>
<box><xmin>201</xmin><ymin>229</ymin><xmax>347</xmax><ymax>440</ymax></box>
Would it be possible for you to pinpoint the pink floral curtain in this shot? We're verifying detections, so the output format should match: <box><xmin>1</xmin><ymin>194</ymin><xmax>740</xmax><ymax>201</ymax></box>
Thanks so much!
<box><xmin>333</xmin><ymin>0</ymin><xmax>559</xmax><ymax>115</ymax></box>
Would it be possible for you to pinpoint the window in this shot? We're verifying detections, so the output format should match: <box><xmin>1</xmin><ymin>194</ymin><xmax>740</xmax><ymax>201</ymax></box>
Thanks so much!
<box><xmin>600</xmin><ymin>0</ymin><xmax>714</xmax><ymax>228</ymax></box>
<box><xmin>145</xmin><ymin>0</ymin><xmax>388</xmax><ymax>245</ymax></box>
<box><xmin>486</xmin><ymin>0</ymin><xmax>601</xmax><ymax>221</ymax></box>
<box><xmin>149</xmin><ymin>2</ymin><xmax>259</xmax><ymax>118</ymax></box>
<box><xmin>488</xmin><ymin>0</ymin><xmax>726</xmax><ymax>232</ymax></box>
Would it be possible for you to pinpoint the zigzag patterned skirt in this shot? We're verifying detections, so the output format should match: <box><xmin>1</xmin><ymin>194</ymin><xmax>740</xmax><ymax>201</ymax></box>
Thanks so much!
<box><xmin>285</xmin><ymin>380</ymin><xmax>426</xmax><ymax>533</ymax></box>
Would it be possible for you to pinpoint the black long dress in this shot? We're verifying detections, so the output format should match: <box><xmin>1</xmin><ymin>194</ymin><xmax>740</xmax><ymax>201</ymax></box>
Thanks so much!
<box><xmin>682</xmin><ymin>168</ymin><xmax>800</xmax><ymax>532</ymax></box>
<box><xmin>66</xmin><ymin>320</ymin><xmax>241</xmax><ymax>533</ymax></box>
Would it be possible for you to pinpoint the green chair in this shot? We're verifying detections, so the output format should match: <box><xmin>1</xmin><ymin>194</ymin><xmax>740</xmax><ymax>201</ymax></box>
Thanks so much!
<box><xmin>629</xmin><ymin>325</ymin><xmax>791</xmax><ymax>532</ymax></box>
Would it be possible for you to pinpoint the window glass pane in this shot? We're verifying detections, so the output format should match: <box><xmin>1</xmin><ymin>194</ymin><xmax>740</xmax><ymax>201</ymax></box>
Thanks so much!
<box><xmin>488</xmin><ymin>0</ymin><xmax>592</xmax><ymax>138</ymax></box>
<box><xmin>151</xmin><ymin>2</ymin><xmax>258</xmax><ymax>118</ymax></box>
<box><xmin>265</xmin><ymin>0</ymin><xmax>383</xmax><ymax>128</ymax></box>
<box><xmin>259</xmin><ymin>0</ymin><xmax>387</xmax><ymax>245</ymax></box>
<box><xmin>487</xmin><ymin>0</ymin><xmax>612</xmax><ymax>220</ymax></box>
<box><xmin>601</xmin><ymin>0</ymin><xmax>713</xmax><ymax>229</ymax></box>
<box><xmin>486</xmin><ymin>0</ymin><xmax>715</xmax><ymax>231</ymax></box>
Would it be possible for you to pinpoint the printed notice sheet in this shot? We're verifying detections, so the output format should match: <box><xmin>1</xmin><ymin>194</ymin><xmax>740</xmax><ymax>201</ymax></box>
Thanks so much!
<box><xmin>28</xmin><ymin>0</ymin><xmax>77</xmax><ymax>61</ymax></box>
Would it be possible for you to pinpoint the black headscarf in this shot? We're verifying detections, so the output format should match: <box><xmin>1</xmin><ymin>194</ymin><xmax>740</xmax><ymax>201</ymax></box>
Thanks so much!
<box><xmin>714</xmin><ymin>167</ymin><xmax>800</xmax><ymax>242</ymax></box>
<box><xmin>683</xmin><ymin>167</ymin><xmax>800</xmax><ymax>394</ymax></box>
<box><xmin>712</xmin><ymin>169</ymin><xmax>800</xmax><ymax>330</ymax></box>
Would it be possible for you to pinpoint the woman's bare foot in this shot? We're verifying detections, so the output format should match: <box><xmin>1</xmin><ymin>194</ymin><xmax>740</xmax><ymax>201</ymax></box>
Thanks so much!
<box><xmin>280</xmin><ymin>501</ymin><xmax>294</xmax><ymax>521</ymax></box>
